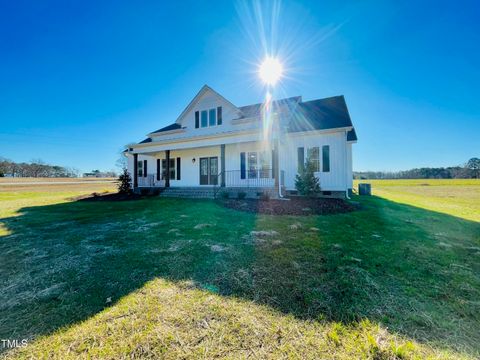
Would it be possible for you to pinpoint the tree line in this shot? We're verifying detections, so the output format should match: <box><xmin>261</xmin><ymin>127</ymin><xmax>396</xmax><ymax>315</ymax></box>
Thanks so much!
<box><xmin>354</xmin><ymin>158</ymin><xmax>480</xmax><ymax>180</ymax></box>
<box><xmin>0</xmin><ymin>157</ymin><xmax>80</xmax><ymax>178</ymax></box>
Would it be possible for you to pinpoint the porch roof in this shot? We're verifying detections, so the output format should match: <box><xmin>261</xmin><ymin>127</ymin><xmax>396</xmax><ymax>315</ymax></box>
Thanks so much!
<box><xmin>129</xmin><ymin>129</ymin><xmax>266</xmax><ymax>155</ymax></box>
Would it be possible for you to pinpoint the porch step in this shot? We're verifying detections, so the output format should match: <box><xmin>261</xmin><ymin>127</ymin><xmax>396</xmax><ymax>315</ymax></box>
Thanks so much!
<box><xmin>159</xmin><ymin>187</ymin><xmax>215</xmax><ymax>199</ymax></box>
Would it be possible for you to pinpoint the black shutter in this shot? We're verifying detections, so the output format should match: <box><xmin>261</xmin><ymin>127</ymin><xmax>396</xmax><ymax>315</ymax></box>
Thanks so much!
<box><xmin>195</xmin><ymin>111</ymin><xmax>199</xmax><ymax>128</ymax></box>
<box><xmin>297</xmin><ymin>147</ymin><xmax>304</xmax><ymax>173</ymax></box>
<box><xmin>176</xmin><ymin>157</ymin><xmax>181</xmax><ymax>180</ymax></box>
<box><xmin>156</xmin><ymin>159</ymin><xmax>160</xmax><ymax>181</ymax></box>
<box><xmin>240</xmin><ymin>152</ymin><xmax>246</xmax><ymax>179</ymax></box>
<box><xmin>322</xmin><ymin>145</ymin><xmax>330</xmax><ymax>172</ymax></box>
<box><xmin>143</xmin><ymin>160</ymin><xmax>147</xmax><ymax>177</ymax></box>
<box><xmin>271</xmin><ymin>149</ymin><xmax>276</xmax><ymax>179</ymax></box>
<box><xmin>217</xmin><ymin>106</ymin><xmax>222</xmax><ymax>125</ymax></box>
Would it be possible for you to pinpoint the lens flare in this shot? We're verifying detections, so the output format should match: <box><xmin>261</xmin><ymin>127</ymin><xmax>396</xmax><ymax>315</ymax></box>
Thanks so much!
<box><xmin>258</xmin><ymin>57</ymin><xmax>283</xmax><ymax>86</ymax></box>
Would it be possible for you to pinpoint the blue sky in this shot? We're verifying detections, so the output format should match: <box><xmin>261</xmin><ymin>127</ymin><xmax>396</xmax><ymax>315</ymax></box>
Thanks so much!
<box><xmin>1</xmin><ymin>0</ymin><xmax>478</xmax><ymax>173</ymax></box>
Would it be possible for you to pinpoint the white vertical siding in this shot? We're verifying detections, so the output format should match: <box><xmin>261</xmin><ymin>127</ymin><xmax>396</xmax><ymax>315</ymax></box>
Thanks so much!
<box><xmin>281</xmin><ymin>131</ymin><xmax>348</xmax><ymax>191</ymax></box>
<box><xmin>346</xmin><ymin>143</ymin><xmax>353</xmax><ymax>189</ymax></box>
<box><xmin>128</xmin><ymin>131</ymin><xmax>352</xmax><ymax>191</ymax></box>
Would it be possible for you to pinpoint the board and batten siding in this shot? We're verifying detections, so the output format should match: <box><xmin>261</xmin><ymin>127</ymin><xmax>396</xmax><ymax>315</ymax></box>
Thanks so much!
<box><xmin>346</xmin><ymin>142</ymin><xmax>353</xmax><ymax>189</ymax></box>
<box><xmin>281</xmin><ymin>131</ymin><xmax>349</xmax><ymax>191</ymax></box>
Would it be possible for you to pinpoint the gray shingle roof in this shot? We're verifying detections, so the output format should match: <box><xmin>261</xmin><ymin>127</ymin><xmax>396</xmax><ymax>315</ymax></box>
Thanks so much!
<box><xmin>237</xmin><ymin>96</ymin><xmax>301</xmax><ymax>119</ymax></box>
<box><xmin>288</xmin><ymin>96</ymin><xmax>353</xmax><ymax>133</ymax></box>
<box><xmin>150</xmin><ymin>123</ymin><xmax>182</xmax><ymax>135</ymax></box>
<box><xmin>136</xmin><ymin>94</ymin><xmax>357</xmax><ymax>145</ymax></box>
<box><xmin>347</xmin><ymin>128</ymin><xmax>357</xmax><ymax>142</ymax></box>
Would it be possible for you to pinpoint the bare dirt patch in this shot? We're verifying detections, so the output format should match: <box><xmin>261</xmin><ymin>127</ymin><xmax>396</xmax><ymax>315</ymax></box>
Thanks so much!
<box><xmin>219</xmin><ymin>197</ymin><xmax>358</xmax><ymax>216</ymax></box>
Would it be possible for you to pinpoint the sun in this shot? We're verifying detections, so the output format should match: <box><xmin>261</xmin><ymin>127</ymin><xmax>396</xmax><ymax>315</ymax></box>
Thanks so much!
<box><xmin>258</xmin><ymin>57</ymin><xmax>283</xmax><ymax>86</ymax></box>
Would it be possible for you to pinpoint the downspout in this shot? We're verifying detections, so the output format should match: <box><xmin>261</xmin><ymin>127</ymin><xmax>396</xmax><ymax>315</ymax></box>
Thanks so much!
<box><xmin>344</xmin><ymin>130</ymin><xmax>350</xmax><ymax>199</ymax></box>
<box><xmin>275</xmin><ymin>138</ymin><xmax>283</xmax><ymax>198</ymax></box>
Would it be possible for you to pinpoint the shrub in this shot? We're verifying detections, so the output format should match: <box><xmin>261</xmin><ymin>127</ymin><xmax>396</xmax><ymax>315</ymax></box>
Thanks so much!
<box><xmin>237</xmin><ymin>191</ymin><xmax>247</xmax><ymax>200</ymax></box>
<box><xmin>295</xmin><ymin>155</ymin><xmax>321</xmax><ymax>196</ymax></box>
<box><xmin>140</xmin><ymin>188</ymin><xmax>150</xmax><ymax>196</ymax></box>
<box><xmin>219</xmin><ymin>191</ymin><xmax>229</xmax><ymax>199</ymax></box>
<box><xmin>117</xmin><ymin>168</ymin><xmax>132</xmax><ymax>194</ymax></box>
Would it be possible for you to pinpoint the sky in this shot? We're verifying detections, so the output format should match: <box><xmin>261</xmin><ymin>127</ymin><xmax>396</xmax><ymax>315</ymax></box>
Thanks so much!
<box><xmin>0</xmin><ymin>0</ymin><xmax>479</xmax><ymax>173</ymax></box>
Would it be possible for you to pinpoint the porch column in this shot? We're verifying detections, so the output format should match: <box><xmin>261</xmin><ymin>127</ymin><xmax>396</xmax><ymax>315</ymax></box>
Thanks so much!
<box><xmin>133</xmin><ymin>153</ymin><xmax>138</xmax><ymax>188</ymax></box>
<box><xmin>165</xmin><ymin>150</ymin><xmax>170</xmax><ymax>188</ymax></box>
<box><xmin>220</xmin><ymin>144</ymin><xmax>225</xmax><ymax>187</ymax></box>
<box><xmin>273</xmin><ymin>139</ymin><xmax>279</xmax><ymax>188</ymax></box>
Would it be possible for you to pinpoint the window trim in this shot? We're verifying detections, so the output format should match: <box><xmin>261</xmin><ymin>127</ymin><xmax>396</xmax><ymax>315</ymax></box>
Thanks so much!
<box><xmin>198</xmin><ymin>107</ymin><xmax>221</xmax><ymax>128</ymax></box>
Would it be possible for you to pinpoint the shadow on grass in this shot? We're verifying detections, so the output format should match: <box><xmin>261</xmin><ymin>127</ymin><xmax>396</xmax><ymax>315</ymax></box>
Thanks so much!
<box><xmin>0</xmin><ymin>195</ymin><xmax>479</xmax><ymax>355</ymax></box>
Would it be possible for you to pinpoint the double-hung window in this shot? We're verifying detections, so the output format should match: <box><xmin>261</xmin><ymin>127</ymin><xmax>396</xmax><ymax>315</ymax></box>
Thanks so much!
<box><xmin>161</xmin><ymin>158</ymin><xmax>176</xmax><ymax>180</ymax></box>
<box><xmin>247</xmin><ymin>152</ymin><xmax>258</xmax><ymax>179</ymax></box>
<box><xmin>201</xmin><ymin>110</ymin><xmax>208</xmax><ymax>128</ymax></box>
<box><xmin>307</xmin><ymin>147</ymin><xmax>320</xmax><ymax>172</ymax></box>
<box><xmin>259</xmin><ymin>151</ymin><xmax>270</xmax><ymax>178</ymax></box>
<box><xmin>137</xmin><ymin>161</ymin><xmax>143</xmax><ymax>177</ymax></box>
<box><xmin>209</xmin><ymin>109</ymin><xmax>216</xmax><ymax>126</ymax></box>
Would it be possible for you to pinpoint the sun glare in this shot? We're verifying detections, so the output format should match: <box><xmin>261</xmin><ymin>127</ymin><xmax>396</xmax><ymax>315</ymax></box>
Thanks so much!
<box><xmin>258</xmin><ymin>57</ymin><xmax>283</xmax><ymax>86</ymax></box>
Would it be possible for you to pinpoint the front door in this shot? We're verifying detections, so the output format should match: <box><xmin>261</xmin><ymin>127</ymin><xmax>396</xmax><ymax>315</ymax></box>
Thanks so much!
<box><xmin>199</xmin><ymin>157</ymin><xmax>218</xmax><ymax>185</ymax></box>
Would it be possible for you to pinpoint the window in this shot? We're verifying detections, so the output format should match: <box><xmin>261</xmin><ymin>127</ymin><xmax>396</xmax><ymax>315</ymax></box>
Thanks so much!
<box><xmin>209</xmin><ymin>108</ymin><xmax>216</xmax><ymax>126</ymax></box>
<box><xmin>307</xmin><ymin>147</ymin><xmax>320</xmax><ymax>172</ymax></box>
<box><xmin>248</xmin><ymin>152</ymin><xmax>257</xmax><ymax>179</ymax></box>
<box><xmin>259</xmin><ymin>151</ymin><xmax>270</xmax><ymax>178</ymax></box>
<box><xmin>161</xmin><ymin>158</ymin><xmax>176</xmax><ymax>180</ymax></box>
<box><xmin>322</xmin><ymin>145</ymin><xmax>330</xmax><ymax>172</ymax></box>
<box><xmin>198</xmin><ymin>107</ymin><xmax>221</xmax><ymax>128</ymax></box>
<box><xmin>201</xmin><ymin>110</ymin><xmax>208</xmax><ymax>127</ymax></box>
<box><xmin>137</xmin><ymin>161</ymin><xmax>143</xmax><ymax>177</ymax></box>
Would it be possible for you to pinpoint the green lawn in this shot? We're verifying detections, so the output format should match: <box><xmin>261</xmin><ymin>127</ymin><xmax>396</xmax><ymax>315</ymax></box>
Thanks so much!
<box><xmin>1</xmin><ymin>179</ymin><xmax>479</xmax><ymax>359</ymax></box>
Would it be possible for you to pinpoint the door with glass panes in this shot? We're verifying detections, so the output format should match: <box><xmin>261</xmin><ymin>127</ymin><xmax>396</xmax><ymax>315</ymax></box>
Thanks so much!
<box><xmin>199</xmin><ymin>157</ymin><xmax>218</xmax><ymax>185</ymax></box>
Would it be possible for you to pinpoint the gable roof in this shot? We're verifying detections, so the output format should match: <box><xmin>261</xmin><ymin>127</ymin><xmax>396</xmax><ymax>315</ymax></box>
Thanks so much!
<box><xmin>174</xmin><ymin>85</ymin><xmax>241</xmax><ymax>124</ymax></box>
<box><xmin>287</xmin><ymin>96</ymin><xmax>354</xmax><ymax>133</ymax></box>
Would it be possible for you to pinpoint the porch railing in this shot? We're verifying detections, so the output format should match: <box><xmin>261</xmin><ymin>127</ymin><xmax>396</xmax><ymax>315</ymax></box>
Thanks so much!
<box><xmin>213</xmin><ymin>168</ymin><xmax>276</xmax><ymax>198</ymax></box>
<box><xmin>137</xmin><ymin>174</ymin><xmax>165</xmax><ymax>187</ymax></box>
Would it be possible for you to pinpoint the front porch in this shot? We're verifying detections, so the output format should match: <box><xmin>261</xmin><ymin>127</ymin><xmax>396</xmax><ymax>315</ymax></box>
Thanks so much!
<box><xmin>130</xmin><ymin>141</ymin><xmax>281</xmax><ymax>193</ymax></box>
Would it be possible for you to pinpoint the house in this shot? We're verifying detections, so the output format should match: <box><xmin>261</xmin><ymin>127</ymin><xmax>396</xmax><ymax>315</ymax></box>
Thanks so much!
<box><xmin>125</xmin><ymin>85</ymin><xmax>357</xmax><ymax>198</ymax></box>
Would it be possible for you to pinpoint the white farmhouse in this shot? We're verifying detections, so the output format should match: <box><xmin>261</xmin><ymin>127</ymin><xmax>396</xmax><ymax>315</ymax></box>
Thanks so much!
<box><xmin>125</xmin><ymin>85</ymin><xmax>357</xmax><ymax>198</ymax></box>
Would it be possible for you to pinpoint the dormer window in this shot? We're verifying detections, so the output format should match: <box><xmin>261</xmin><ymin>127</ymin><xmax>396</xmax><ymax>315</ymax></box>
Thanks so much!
<box><xmin>195</xmin><ymin>106</ymin><xmax>222</xmax><ymax>128</ymax></box>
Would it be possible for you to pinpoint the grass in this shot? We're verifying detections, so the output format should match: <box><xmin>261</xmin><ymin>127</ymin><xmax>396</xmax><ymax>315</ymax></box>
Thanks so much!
<box><xmin>0</xmin><ymin>178</ymin><xmax>479</xmax><ymax>359</ymax></box>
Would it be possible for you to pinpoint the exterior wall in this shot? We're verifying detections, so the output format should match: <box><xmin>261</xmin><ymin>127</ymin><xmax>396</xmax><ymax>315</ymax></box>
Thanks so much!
<box><xmin>149</xmin><ymin>89</ymin><xmax>262</xmax><ymax>143</ymax></box>
<box><xmin>281</xmin><ymin>131</ymin><xmax>349</xmax><ymax>192</ymax></box>
<box><xmin>130</xmin><ymin>147</ymin><xmax>221</xmax><ymax>187</ymax></box>
<box><xmin>128</xmin><ymin>131</ymin><xmax>352</xmax><ymax>192</ymax></box>
<box><xmin>346</xmin><ymin>142</ymin><xmax>353</xmax><ymax>189</ymax></box>
<box><xmin>128</xmin><ymin>141</ymin><xmax>278</xmax><ymax>188</ymax></box>
<box><xmin>224</xmin><ymin>141</ymin><xmax>275</xmax><ymax>187</ymax></box>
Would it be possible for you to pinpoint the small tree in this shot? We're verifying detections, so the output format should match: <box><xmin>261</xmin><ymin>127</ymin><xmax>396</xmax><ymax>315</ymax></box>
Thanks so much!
<box><xmin>117</xmin><ymin>168</ymin><xmax>132</xmax><ymax>194</ymax></box>
<box><xmin>466</xmin><ymin>157</ymin><xmax>480</xmax><ymax>178</ymax></box>
<box><xmin>295</xmin><ymin>156</ymin><xmax>321</xmax><ymax>196</ymax></box>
